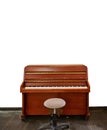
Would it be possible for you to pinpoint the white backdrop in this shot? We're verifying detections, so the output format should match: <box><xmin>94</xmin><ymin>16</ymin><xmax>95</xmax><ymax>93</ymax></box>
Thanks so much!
<box><xmin>0</xmin><ymin>0</ymin><xmax>107</xmax><ymax>107</ymax></box>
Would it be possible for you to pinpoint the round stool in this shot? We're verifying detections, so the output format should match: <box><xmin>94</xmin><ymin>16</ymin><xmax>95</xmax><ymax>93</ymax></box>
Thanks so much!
<box><xmin>44</xmin><ymin>98</ymin><xmax>66</xmax><ymax>114</ymax></box>
<box><xmin>38</xmin><ymin>98</ymin><xmax>69</xmax><ymax>130</ymax></box>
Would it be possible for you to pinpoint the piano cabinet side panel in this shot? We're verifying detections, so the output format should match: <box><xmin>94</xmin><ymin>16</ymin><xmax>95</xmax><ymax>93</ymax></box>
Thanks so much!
<box><xmin>21</xmin><ymin>93</ymin><xmax>26</xmax><ymax>119</ymax></box>
<box><xmin>22</xmin><ymin>92</ymin><xmax>89</xmax><ymax>117</ymax></box>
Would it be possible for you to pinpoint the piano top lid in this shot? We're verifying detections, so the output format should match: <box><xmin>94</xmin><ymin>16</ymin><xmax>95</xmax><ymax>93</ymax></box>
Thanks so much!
<box><xmin>24</xmin><ymin>64</ymin><xmax>87</xmax><ymax>72</ymax></box>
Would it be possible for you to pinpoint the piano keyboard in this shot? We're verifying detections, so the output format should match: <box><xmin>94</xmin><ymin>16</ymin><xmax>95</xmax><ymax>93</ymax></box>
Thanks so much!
<box><xmin>25</xmin><ymin>86</ymin><xmax>87</xmax><ymax>89</ymax></box>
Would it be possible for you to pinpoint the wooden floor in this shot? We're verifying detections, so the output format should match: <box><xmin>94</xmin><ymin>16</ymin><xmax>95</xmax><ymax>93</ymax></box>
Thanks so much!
<box><xmin>0</xmin><ymin>107</ymin><xmax>107</xmax><ymax>130</ymax></box>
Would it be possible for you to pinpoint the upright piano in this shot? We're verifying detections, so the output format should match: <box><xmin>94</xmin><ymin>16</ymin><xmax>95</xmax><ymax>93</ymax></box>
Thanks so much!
<box><xmin>20</xmin><ymin>64</ymin><xmax>90</xmax><ymax>119</ymax></box>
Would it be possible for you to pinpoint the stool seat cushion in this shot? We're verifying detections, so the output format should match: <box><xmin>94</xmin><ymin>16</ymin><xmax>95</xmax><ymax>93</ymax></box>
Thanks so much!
<box><xmin>44</xmin><ymin>98</ymin><xmax>66</xmax><ymax>109</ymax></box>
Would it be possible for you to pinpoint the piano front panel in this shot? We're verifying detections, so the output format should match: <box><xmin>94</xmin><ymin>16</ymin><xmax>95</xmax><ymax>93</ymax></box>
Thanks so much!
<box><xmin>25</xmin><ymin>93</ymin><xmax>88</xmax><ymax>115</ymax></box>
<box><xmin>24</xmin><ymin>73</ymin><xmax>87</xmax><ymax>80</ymax></box>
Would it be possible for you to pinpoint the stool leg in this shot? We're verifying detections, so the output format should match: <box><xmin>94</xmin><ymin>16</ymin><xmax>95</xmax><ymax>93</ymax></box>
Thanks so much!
<box><xmin>50</xmin><ymin>114</ymin><xmax>57</xmax><ymax>129</ymax></box>
<box><xmin>57</xmin><ymin>123</ymin><xmax>69</xmax><ymax>130</ymax></box>
<box><xmin>50</xmin><ymin>108</ymin><xmax>57</xmax><ymax>128</ymax></box>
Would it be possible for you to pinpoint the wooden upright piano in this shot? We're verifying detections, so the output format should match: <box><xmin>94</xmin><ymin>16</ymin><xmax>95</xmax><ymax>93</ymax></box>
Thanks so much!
<box><xmin>20</xmin><ymin>64</ymin><xmax>90</xmax><ymax>119</ymax></box>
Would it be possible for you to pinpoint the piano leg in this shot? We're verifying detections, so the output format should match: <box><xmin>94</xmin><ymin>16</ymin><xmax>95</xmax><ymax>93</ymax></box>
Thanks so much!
<box><xmin>85</xmin><ymin>112</ymin><xmax>90</xmax><ymax>120</ymax></box>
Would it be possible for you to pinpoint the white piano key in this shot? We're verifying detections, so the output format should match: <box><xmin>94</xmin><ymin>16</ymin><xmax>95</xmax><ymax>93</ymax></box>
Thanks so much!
<box><xmin>25</xmin><ymin>86</ymin><xmax>87</xmax><ymax>89</ymax></box>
